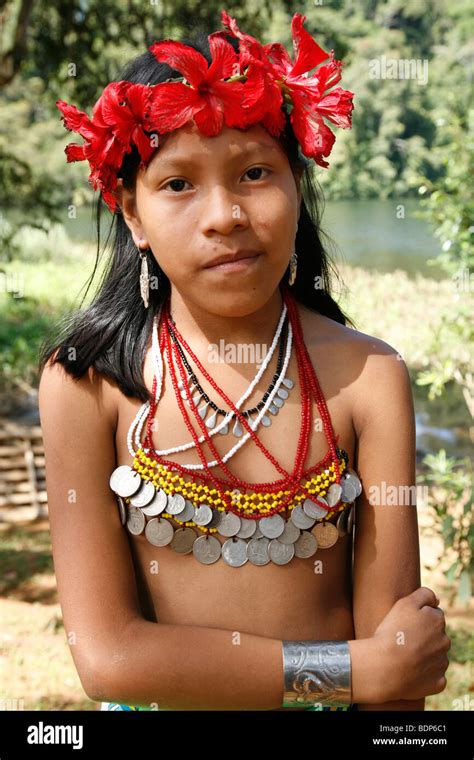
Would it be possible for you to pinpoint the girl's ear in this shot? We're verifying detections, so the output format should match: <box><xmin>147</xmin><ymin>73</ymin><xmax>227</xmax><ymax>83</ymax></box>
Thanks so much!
<box><xmin>112</xmin><ymin>179</ymin><xmax>148</xmax><ymax>247</ymax></box>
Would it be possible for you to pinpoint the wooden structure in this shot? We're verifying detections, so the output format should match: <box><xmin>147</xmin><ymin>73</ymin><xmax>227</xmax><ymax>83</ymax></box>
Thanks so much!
<box><xmin>0</xmin><ymin>418</ymin><xmax>48</xmax><ymax>522</ymax></box>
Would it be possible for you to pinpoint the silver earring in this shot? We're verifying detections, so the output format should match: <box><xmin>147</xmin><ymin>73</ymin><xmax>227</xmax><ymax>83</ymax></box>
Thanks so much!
<box><xmin>288</xmin><ymin>250</ymin><xmax>297</xmax><ymax>286</ymax></box>
<box><xmin>288</xmin><ymin>222</ymin><xmax>299</xmax><ymax>286</ymax></box>
<box><xmin>138</xmin><ymin>245</ymin><xmax>150</xmax><ymax>308</ymax></box>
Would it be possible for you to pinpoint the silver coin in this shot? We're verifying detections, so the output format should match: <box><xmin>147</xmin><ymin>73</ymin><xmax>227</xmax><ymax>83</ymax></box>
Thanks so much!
<box><xmin>206</xmin><ymin>508</ymin><xmax>222</xmax><ymax>529</ymax></box>
<box><xmin>172</xmin><ymin>499</ymin><xmax>195</xmax><ymax>523</ymax></box>
<box><xmin>116</xmin><ymin>495</ymin><xmax>127</xmax><ymax>526</ymax></box>
<box><xmin>259</xmin><ymin>513</ymin><xmax>285</xmax><ymax>539</ymax></box>
<box><xmin>236</xmin><ymin>518</ymin><xmax>257</xmax><ymax>539</ymax></box>
<box><xmin>130</xmin><ymin>480</ymin><xmax>157</xmax><ymax>508</ymax></box>
<box><xmin>278</xmin><ymin>520</ymin><xmax>301</xmax><ymax>544</ymax></box>
<box><xmin>277</xmin><ymin>387</ymin><xmax>289</xmax><ymax>399</ymax></box>
<box><xmin>337</xmin><ymin>508</ymin><xmax>349</xmax><ymax>536</ymax></box>
<box><xmin>222</xmin><ymin>537</ymin><xmax>248</xmax><ymax>567</ymax></box>
<box><xmin>193</xmin><ymin>534</ymin><xmax>222</xmax><ymax>564</ymax></box>
<box><xmin>303</xmin><ymin>497</ymin><xmax>328</xmax><ymax>520</ymax></box>
<box><xmin>346</xmin><ymin>469</ymin><xmax>362</xmax><ymax>497</ymax></box>
<box><xmin>141</xmin><ymin>488</ymin><xmax>168</xmax><ymax>516</ymax></box>
<box><xmin>325</xmin><ymin>482</ymin><xmax>342</xmax><ymax>508</ymax></box>
<box><xmin>253</xmin><ymin>524</ymin><xmax>263</xmax><ymax>539</ymax></box>
<box><xmin>126</xmin><ymin>506</ymin><xmax>146</xmax><ymax>536</ymax></box>
<box><xmin>247</xmin><ymin>536</ymin><xmax>271</xmax><ymax>565</ymax></box>
<box><xmin>193</xmin><ymin>503</ymin><xmax>214</xmax><ymax>526</ymax></box>
<box><xmin>171</xmin><ymin>526</ymin><xmax>197</xmax><ymax>554</ymax></box>
<box><xmin>110</xmin><ymin>465</ymin><xmax>143</xmax><ymax>498</ymax></box>
<box><xmin>217</xmin><ymin>511</ymin><xmax>241</xmax><ymax>537</ymax></box>
<box><xmin>347</xmin><ymin>505</ymin><xmax>355</xmax><ymax>533</ymax></box>
<box><xmin>340</xmin><ymin>479</ymin><xmax>357</xmax><ymax>503</ymax></box>
<box><xmin>145</xmin><ymin>517</ymin><xmax>174</xmax><ymax>546</ymax></box>
<box><xmin>273</xmin><ymin>397</ymin><xmax>284</xmax><ymax>408</ymax></box>
<box><xmin>166</xmin><ymin>492</ymin><xmax>186</xmax><ymax>515</ymax></box>
<box><xmin>294</xmin><ymin>530</ymin><xmax>318</xmax><ymax>558</ymax></box>
<box><xmin>269</xmin><ymin>539</ymin><xmax>295</xmax><ymax>565</ymax></box>
<box><xmin>314</xmin><ymin>495</ymin><xmax>328</xmax><ymax>508</ymax></box>
<box><xmin>290</xmin><ymin>504</ymin><xmax>316</xmax><ymax>530</ymax></box>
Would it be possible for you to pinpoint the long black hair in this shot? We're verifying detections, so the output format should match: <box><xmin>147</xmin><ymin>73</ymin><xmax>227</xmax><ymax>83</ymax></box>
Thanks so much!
<box><xmin>38</xmin><ymin>28</ymin><xmax>356</xmax><ymax>403</ymax></box>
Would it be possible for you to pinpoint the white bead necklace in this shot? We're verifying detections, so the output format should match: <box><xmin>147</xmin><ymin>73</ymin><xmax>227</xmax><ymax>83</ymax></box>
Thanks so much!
<box><xmin>127</xmin><ymin>301</ymin><xmax>294</xmax><ymax>469</ymax></box>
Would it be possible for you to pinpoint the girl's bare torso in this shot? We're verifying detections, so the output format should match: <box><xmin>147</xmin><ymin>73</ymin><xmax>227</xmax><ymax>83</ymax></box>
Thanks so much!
<box><xmin>108</xmin><ymin>303</ymin><xmax>358</xmax><ymax>707</ymax></box>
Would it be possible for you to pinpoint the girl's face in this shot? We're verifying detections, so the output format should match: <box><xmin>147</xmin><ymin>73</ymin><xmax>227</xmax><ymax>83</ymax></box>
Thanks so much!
<box><xmin>116</xmin><ymin>122</ymin><xmax>302</xmax><ymax>318</ymax></box>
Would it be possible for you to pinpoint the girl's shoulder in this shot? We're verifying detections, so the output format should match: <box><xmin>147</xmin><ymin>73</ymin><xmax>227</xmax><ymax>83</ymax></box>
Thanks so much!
<box><xmin>39</xmin><ymin>349</ymin><xmax>118</xmax><ymax>434</ymax></box>
<box><xmin>297</xmin><ymin>301</ymin><xmax>401</xmax><ymax>361</ymax></box>
<box><xmin>296</xmin><ymin>302</ymin><xmax>411</xmax><ymax>433</ymax></box>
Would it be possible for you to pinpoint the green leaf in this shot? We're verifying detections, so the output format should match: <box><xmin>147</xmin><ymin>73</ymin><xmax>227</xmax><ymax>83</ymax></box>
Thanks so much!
<box><xmin>457</xmin><ymin>570</ymin><xmax>472</xmax><ymax>604</ymax></box>
<box><xmin>445</xmin><ymin>561</ymin><xmax>460</xmax><ymax>582</ymax></box>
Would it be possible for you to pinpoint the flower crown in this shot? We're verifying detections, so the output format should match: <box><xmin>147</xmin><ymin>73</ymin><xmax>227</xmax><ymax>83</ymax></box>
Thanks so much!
<box><xmin>56</xmin><ymin>10</ymin><xmax>354</xmax><ymax>213</ymax></box>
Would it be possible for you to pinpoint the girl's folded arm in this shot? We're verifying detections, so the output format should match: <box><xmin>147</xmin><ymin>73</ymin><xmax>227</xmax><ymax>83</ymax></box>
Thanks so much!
<box><xmin>349</xmin><ymin>340</ymin><xmax>425</xmax><ymax>711</ymax></box>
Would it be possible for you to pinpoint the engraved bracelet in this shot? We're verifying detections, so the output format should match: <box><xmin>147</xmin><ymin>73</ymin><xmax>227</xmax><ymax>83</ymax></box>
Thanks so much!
<box><xmin>281</xmin><ymin>640</ymin><xmax>352</xmax><ymax>708</ymax></box>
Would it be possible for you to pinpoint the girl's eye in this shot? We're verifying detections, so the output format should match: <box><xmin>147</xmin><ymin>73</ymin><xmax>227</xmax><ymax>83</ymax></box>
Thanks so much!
<box><xmin>161</xmin><ymin>166</ymin><xmax>271</xmax><ymax>193</ymax></box>
<box><xmin>243</xmin><ymin>166</ymin><xmax>271</xmax><ymax>181</ymax></box>
<box><xmin>162</xmin><ymin>178</ymin><xmax>190</xmax><ymax>193</ymax></box>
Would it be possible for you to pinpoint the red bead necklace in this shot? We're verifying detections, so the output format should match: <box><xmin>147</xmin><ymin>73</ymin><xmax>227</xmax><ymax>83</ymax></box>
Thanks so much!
<box><xmin>142</xmin><ymin>286</ymin><xmax>342</xmax><ymax>518</ymax></box>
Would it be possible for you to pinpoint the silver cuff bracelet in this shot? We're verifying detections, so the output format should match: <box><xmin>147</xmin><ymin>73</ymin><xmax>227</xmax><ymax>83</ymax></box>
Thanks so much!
<box><xmin>282</xmin><ymin>640</ymin><xmax>352</xmax><ymax>708</ymax></box>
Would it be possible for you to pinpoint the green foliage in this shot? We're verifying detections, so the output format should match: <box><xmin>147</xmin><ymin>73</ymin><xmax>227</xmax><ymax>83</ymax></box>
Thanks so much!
<box><xmin>418</xmin><ymin>449</ymin><xmax>473</xmax><ymax>606</ymax></box>
<box><xmin>411</xmin><ymin>36</ymin><xmax>473</xmax><ymax>610</ymax></box>
<box><xmin>417</xmin><ymin>115</ymin><xmax>473</xmax><ymax>277</ymax></box>
<box><xmin>21</xmin><ymin>0</ymin><xmax>276</xmax><ymax>107</ymax></box>
<box><xmin>310</xmin><ymin>0</ymin><xmax>471</xmax><ymax>198</ymax></box>
<box><xmin>445</xmin><ymin>625</ymin><xmax>474</xmax><ymax>665</ymax></box>
<box><xmin>0</xmin><ymin>290</ymin><xmax>54</xmax><ymax>394</ymax></box>
<box><xmin>0</xmin><ymin>76</ymin><xmax>70</xmax><ymax>260</ymax></box>
<box><xmin>413</xmin><ymin>57</ymin><xmax>472</xmax><ymax>427</ymax></box>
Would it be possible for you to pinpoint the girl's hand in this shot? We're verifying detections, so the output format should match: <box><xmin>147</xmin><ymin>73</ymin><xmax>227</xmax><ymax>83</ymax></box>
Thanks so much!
<box><xmin>371</xmin><ymin>586</ymin><xmax>451</xmax><ymax>702</ymax></box>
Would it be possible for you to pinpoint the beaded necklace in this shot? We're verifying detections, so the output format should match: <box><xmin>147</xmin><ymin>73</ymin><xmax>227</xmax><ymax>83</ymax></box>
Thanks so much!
<box><xmin>109</xmin><ymin>286</ymin><xmax>362</xmax><ymax>565</ymax></box>
<box><xmin>126</xmin><ymin>299</ymin><xmax>292</xmax><ymax>460</ymax></box>
<box><xmin>169</xmin><ymin>314</ymin><xmax>293</xmax><ymax>437</ymax></box>
<box><xmin>148</xmin><ymin>303</ymin><xmax>294</xmax><ymax>464</ymax></box>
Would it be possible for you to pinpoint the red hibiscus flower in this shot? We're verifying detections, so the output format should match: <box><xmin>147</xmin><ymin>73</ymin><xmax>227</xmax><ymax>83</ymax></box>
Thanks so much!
<box><xmin>148</xmin><ymin>34</ymin><xmax>247</xmax><ymax>135</ymax></box>
<box><xmin>56</xmin><ymin>9</ymin><xmax>355</xmax><ymax>212</ymax></box>
<box><xmin>221</xmin><ymin>10</ymin><xmax>354</xmax><ymax>167</ymax></box>
<box><xmin>56</xmin><ymin>81</ymin><xmax>157</xmax><ymax>212</ymax></box>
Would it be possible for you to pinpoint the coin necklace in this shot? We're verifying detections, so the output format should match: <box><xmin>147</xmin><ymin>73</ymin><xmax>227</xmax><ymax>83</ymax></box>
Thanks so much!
<box><xmin>109</xmin><ymin>285</ymin><xmax>363</xmax><ymax>565</ymax></box>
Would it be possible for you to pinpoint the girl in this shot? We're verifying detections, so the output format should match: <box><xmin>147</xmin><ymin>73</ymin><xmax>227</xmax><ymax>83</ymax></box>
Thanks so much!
<box><xmin>38</xmin><ymin>13</ymin><xmax>450</xmax><ymax>711</ymax></box>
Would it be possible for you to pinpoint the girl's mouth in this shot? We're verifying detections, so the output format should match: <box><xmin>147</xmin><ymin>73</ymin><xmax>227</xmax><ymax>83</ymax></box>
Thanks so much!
<box><xmin>205</xmin><ymin>253</ymin><xmax>262</xmax><ymax>273</ymax></box>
